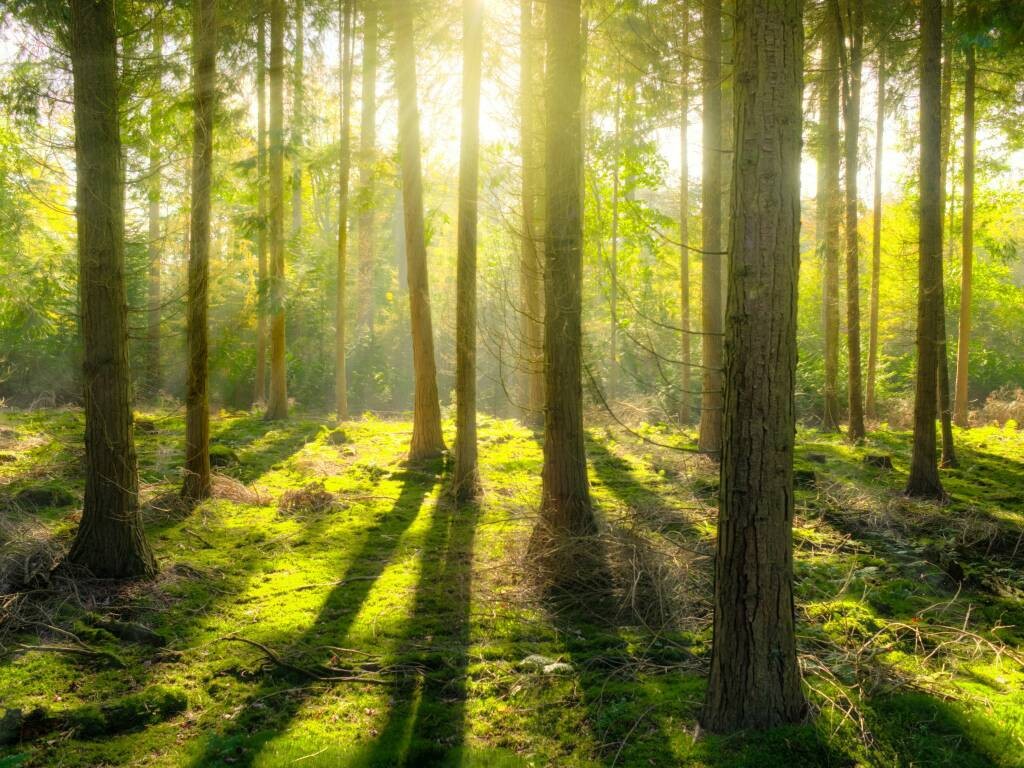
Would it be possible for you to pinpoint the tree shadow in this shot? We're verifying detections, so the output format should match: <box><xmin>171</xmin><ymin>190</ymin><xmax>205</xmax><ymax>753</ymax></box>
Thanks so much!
<box><xmin>210</xmin><ymin>416</ymin><xmax>325</xmax><ymax>484</ymax></box>
<box><xmin>185</xmin><ymin>467</ymin><xmax>440</xmax><ymax>767</ymax></box>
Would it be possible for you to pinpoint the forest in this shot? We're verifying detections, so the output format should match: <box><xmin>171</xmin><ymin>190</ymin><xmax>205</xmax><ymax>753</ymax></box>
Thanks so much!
<box><xmin>0</xmin><ymin>0</ymin><xmax>1023</xmax><ymax>765</ymax></box>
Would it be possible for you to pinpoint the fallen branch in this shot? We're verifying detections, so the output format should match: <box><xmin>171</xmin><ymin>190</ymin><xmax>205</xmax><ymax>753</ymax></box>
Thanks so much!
<box><xmin>220</xmin><ymin>635</ymin><xmax>390</xmax><ymax>685</ymax></box>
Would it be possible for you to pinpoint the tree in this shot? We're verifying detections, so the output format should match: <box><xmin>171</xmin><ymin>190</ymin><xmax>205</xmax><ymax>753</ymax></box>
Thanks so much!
<box><xmin>953</xmin><ymin>0</ymin><xmax>977</xmax><ymax>427</ymax></box>
<box><xmin>453</xmin><ymin>0</ymin><xmax>484</xmax><ymax>501</ymax></box>
<box><xmin>182</xmin><ymin>0</ymin><xmax>218</xmax><ymax>503</ymax></box>
<box><xmin>65</xmin><ymin>0</ymin><xmax>156</xmax><ymax>578</ymax></box>
<box><xmin>906</xmin><ymin>0</ymin><xmax>945</xmax><ymax>499</ymax></box>
<box><xmin>254</xmin><ymin>6</ymin><xmax>268</xmax><ymax>405</ymax></box>
<box><xmin>866</xmin><ymin>49</ymin><xmax>884</xmax><ymax>420</ymax></box>
<box><xmin>356</xmin><ymin>2</ymin><xmax>378</xmax><ymax>338</ymax></box>
<box><xmin>265</xmin><ymin>0</ymin><xmax>288</xmax><ymax>421</ymax></box>
<box><xmin>536</xmin><ymin>0</ymin><xmax>595</xmax><ymax>545</ymax></box>
<box><xmin>336</xmin><ymin>0</ymin><xmax>354</xmax><ymax>419</ymax></box>
<box><xmin>291</xmin><ymin>0</ymin><xmax>304</xmax><ymax>241</ymax></box>
<box><xmin>698</xmin><ymin>0</ymin><xmax>723</xmax><ymax>455</ymax></box>
<box><xmin>519</xmin><ymin>0</ymin><xmax>544</xmax><ymax>421</ymax></box>
<box><xmin>678</xmin><ymin>10</ymin><xmax>692</xmax><ymax>425</ymax></box>
<box><xmin>389</xmin><ymin>0</ymin><xmax>446</xmax><ymax>460</ymax></box>
<box><xmin>144</xmin><ymin>15</ymin><xmax>163</xmax><ymax>400</ymax></box>
<box><xmin>702</xmin><ymin>0</ymin><xmax>806</xmax><ymax>729</ymax></box>
<box><xmin>820</xmin><ymin>14</ymin><xmax>842</xmax><ymax>431</ymax></box>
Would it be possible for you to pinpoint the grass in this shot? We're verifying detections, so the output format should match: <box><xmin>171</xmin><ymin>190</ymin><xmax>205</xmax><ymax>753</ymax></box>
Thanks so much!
<box><xmin>0</xmin><ymin>408</ymin><xmax>1022</xmax><ymax>766</ymax></box>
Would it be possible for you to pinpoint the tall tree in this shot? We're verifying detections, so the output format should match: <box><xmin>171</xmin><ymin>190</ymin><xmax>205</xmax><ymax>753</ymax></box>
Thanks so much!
<box><xmin>836</xmin><ymin>0</ymin><xmax>866</xmax><ymax>441</ymax></box>
<box><xmin>519</xmin><ymin>0</ymin><xmax>544</xmax><ymax>420</ymax></box>
<box><xmin>678</xmin><ymin>11</ymin><xmax>691</xmax><ymax>425</ymax></box>
<box><xmin>702</xmin><ymin>0</ymin><xmax>806</xmax><ymax>729</ymax></box>
<box><xmin>182</xmin><ymin>0</ymin><xmax>218</xmax><ymax>503</ymax></box>
<box><xmin>265</xmin><ymin>0</ymin><xmax>288</xmax><ymax>420</ymax></box>
<box><xmin>906</xmin><ymin>0</ymin><xmax>945</xmax><ymax>499</ymax></box>
<box><xmin>254</xmin><ymin>6</ymin><xmax>268</xmax><ymax>405</ymax></box>
<box><xmin>698</xmin><ymin>0</ymin><xmax>723</xmax><ymax>455</ymax></box>
<box><xmin>356</xmin><ymin>2</ymin><xmax>378</xmax><ymax>337</ymax></box>
<box><xmin>608</xmin><ymin>80</ymin><xmax>622</xmax><ymax>400</ymax></box>
<box><xmin>866</xmin><ymin>49</ymin><xmax>884</xmax><ymax>419</ymax></box>
<box><xmin>820</xmin><ymin>16</ymin><xmax>842</xmax><ymax>431</ymax></box>
<box><xmin>336</xmin><ymin>0</ymin><xmax>355</xmax><ymax>418</ymax></box>
<box><xmin>536</xmin><ymin>0</ymin><xmax>595</xmax><ymax>544</ymax></box>
<box><xmin>145</xmin><ymin>15</ymin><xmax>163</xmax><ymax>399</ymax></box>
<box><xmin>454</xmin><ymin>0</ymin><xmax>484</xmax><ymax>500</ymax></box>
<box><xmin>390</xmin><ymin>0</ymin><xmax>446</xmax><ymax>460</ymax></box>
<box><xmin>66</xmin><ymin>0</ymin><xmax>156</xmax><ymax>578</ymax></box>
<box><xmin>953</xmin><ymin>0</ymin><xmax>977</xmax><ymax>427</ymax></box>
<box><xmin>291</xmin><ymin>0</ymin><xmax>304</xmax><ymax>240</ymax></box>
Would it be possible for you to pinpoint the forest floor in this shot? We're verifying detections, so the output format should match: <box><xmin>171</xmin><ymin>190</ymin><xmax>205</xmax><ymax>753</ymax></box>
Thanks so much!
<box><xmin>0</xmin><ymin>408</ymin><xmax>1022</xmax><ymax>767</ymax></box>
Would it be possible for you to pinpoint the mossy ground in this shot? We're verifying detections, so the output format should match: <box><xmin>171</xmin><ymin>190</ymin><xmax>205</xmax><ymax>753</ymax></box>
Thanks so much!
<box><xmin>0</xmin><ymin>408</ymin><xmax>1022</xmax><ymax>767</ymax></box>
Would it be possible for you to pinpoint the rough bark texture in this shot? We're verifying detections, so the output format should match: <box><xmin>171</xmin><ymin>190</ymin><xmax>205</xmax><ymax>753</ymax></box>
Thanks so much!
<box><xmin>182</xmin><ymin>0</ymin><xmax>217</xmax><ymax>503</ymax></box>
<box><xmin>679</xmin><ymin>22</ymin><xmax>691</xmax><ymax>426</ymax></box>
<box><xmin>66</xmin><ymin>0</ymin><xmax>156</xmax><ymax>579</ymax></box>
<box><xmin>820</xmin><ymin>18</ymin><xmax>842</xmax><ymax>431</ymax></box>
<box><xmin>389</xmin><ymin>0</ymin><xmax>446</xmax><ymax>460</ymax></box>
<box><xmin>866</xmin><ymin>51</ymin><xmax>884</xmax><ymax>420</ymax></box>
<box><xmin>356</xmin><ymin>2</ymin><xmax>378</xmax><ymax>338</ymax></box>
<box><xmin>145</xmin><ymin>17</ymin><xmax>163</xmax><ymax>400</ymax></box>
<box><xmin>698</xmin><ymin>0</ymin><xmax>723</xmax><ymax>455</ymax></box>
<box><xmin>538</xmin><ymin>0</ymin><xmax>594</xmax><ymax>539</ymax></box>
<box><xmin>702</xmin><ymin>0</ymin><xmax>806</xmax><ymax>730</ymax></box>
<box><xmin>265</xmin><ymin>0</ymin><xmax>289</xmax><ymax>420</ymax></box>
<box><xmin>519</xmin><ymin>0</ymin><xmax>545</xmax><ymax>422</ymax></box>
<box><xmin>255</xmin><ymin>8</ymin><xmax>268</xmax><ymax>405</ymax></box>
<box><xmin>953</xmin><ymin>0</ymin><xmax>976</xmax><ymax>428</ymax></box>
<box><xmin>454</xmin><ymin>0</ymin><xmax>483</xmax><ymax>501</ymax></box>
<box><xmin>336</xmin><ymin>0</ymin><xmax>354</xmax><ymax>419</ymax></box>
<box><xmin>906</xmin><ymin>0</ymin><xmax>945</xmax><ymax>499</ymax></box>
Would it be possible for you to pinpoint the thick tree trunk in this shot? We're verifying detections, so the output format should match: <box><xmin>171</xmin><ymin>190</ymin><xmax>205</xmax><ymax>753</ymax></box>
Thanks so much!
<box><xmin>291</xmin><ymin>0</ymin><xmax>304</xmax><ymax>241</ymax></box>
<box><xmin>866</xmin><ymin>51</ymin><xmax>884</xmax><ymax>420</ymax></box>
<box><xmin>820</xmin><ymin>18</ymin><xmax>842</xmax><ymax>431</ymax></box>
<box><xmin>182</xmin><ymin>0</ymin><xmax>217</xmax><ymax>503</ymax></box>
<box><xmin>836</xmin><ymin>0</ymin><xmax>865</xmax><ymax>441</ymax></box>
<box><xmin>389</xmin><ymin>0</ymin><xmax>446</xmax><ymax>460</ymax></box>
<box><xmin>145</xmin><ymin>17</ymin><xmax>163</xmax><ymax>400</ymax></box>
<box><xmin>679</xmin><ymin>25</ymin><xmax>691</xmax><ymax>426</ymax></box>
<box><xmin>537</xmin><ymin>0</ymin><xmax>594</xmax><ymax>542</ymax></box>
<box><xmin>255</xmin><ymin>8</ymin><xmax>268</xmax><ymax>406</ymax></box>
<box><xmin>702</xmin><ymin>0</ymin><xmax>805</xmax><ymax>730</ymax></box>
<box><xmin>454</xmin><ymin>0</ymin><xmax>483</xmax><ymax>501</ymax></box>
<box><xmin>907</xmin><ymin>0</ymin><xmax>945</xmax><ymax>499</ymax></box>
<box><xmin>519</xmin><ymin>0</ymin><xmax>545</xmax><ymax>422</ymax></box>
<box><xmin>953</xmin><ymin>0</ymin><xmax>976</xmax><ymax>428</ymax></box>
<box><xmin>336</xmin><ymin>0</ymin><xmax>354</xmax><ymax>419</ymax></box>
<box><xmin>698</xmin><ymin>0</ymin><xmax>723</xmax><ymax>455</ymax></box>
<box><xmin>66</xmin><ymin>0</ymin><xmax>156</xmax><ymax>579</ymax></box>
<box><xmin>357</xmin><ymin>2</ymin><xmax>378</xmax><ymax>338</ymax></box>
<box><xmin>265</xmin><ymin>0</ymin><xmax>289</xmax><ymax>420</ymax></box>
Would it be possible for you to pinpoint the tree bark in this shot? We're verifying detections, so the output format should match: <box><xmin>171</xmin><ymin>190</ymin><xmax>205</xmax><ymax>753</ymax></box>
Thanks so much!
<box><xmin>255</xmin><ymin>6</ymin><xmax>268</xmax><ymax>405</ymax></box>
<box><xmin>679</xmin><ymin>16</ymin><xmax>691</xmax><ymax>426</ymax></box>
<box><xmin>454</xmin><ymin>0</ymin><xmax>483</xmax><ymax>501</ymax></box>
<box><xmin>145</xmin><ymin>16</ymin><xmax>163</xmax><ymax>400</ymax></box>
<box><xmin>936</xmin><ymin>0</ymin><xmax>956</xmax><ymax>465</ymax></box>
<box><xmin>820</xmin><ymin>16</ymin><xmax>842</xmax><ymax>431</ymax></box>
<box><xmin>265</xmin><ymin>0</ymin><xmax>289</xmax><ymax>420</ymax></box>
<box><xmin>519</xmin><ymin>0</ymin><xmax>545</xmax><ymax>422</ymax></box>
<box><xmin>953</xmin><ymin>0</ymin><xmax>976</xmax><ymax>428</ymax></box>
<box><xmin>389</xmin><ymin>0</ymin><xmax>446</xmax><ymax>460</ymax></box>
<box><xmin>336</xmin><ymin>0</ymin><xmax>355</xmax><ymax>419</ymax></box>
<box><xmin>537</xmin><ymin>0</ymin><xmax>594</xmax><ymax>541</ymax></box>
<box><xmin>698</xmin><ymin>0</ymin><xmax>723</xmax><ymax>455</ymax></box>
<box><xmin>702</xmin><ymin>0</ymin><xmax>806</xmax><ymax>730</ymax></box>
<box><xmin>182</xmin><ymin>0</ymin><xmax>217</xmax><ymax>503</ymax></box>
<box><xmin>907</xmin><ymin>0</ymin><xmax>945</xmax><ymax>499</ymax></box>
<box><xmin>357</xmin><ymin>1</ymin><xmax>378</xmax><ymax>338</ymax></box>
<box><xmin>866</xmin><ymin>50</ymin><xmax>884</xmax><ymax>419</ymax></box>
<box><xmin>66</xmin><ymin>0</ymin><xmax>156</xmax><ymax>579</ymax></box>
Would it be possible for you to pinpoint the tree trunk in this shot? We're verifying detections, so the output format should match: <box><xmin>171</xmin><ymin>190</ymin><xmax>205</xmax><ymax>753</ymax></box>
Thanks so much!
<box><xmin>679</xmin><ymin>18</ymin><xmax>691</xmax><ymax>426</ymax></box>
<box><xmin>608</xmin><ymin>83</ymin><xmax>622</xmax><ymax>402</ymax></box>
<box><xmin>66</xmin><ymin>0</ymin><xmax>156</xmax><ymax>579</ymax></box>
<box><xmin>255</xmin><ymin>7</ymin><xmax>268</xmax><ymax>405</ymax></box>
<box><xmin>702</xmin><ymin>0</ymin><xmax>805</xmax><ymax>730</ymax></box>
<box><xmin>519</xmin><ymin>0</ymin><xmax>545</xmax><ymax>422</ymax></box>
<box><xmin>907</xmin><ymin>0</ymin><xmax>945</xmax><ymax>499</ymax></box>
<box><xmin>454</xmin><ymin>0</ymin><xmax>484</xmax><ymax>500</ymax></box>
<box><xmin>820</xmin><ymin>16</ymin><xmax>842</xmax><ymax>431</ymax></box>
<box><xmin>836</xmin><ymin>0</ymin><xmax>865</xmax><ymax>441</ymax></box>
<box><xmin>537</xmin><ymin>0</ymin><xmax>594</xmax><ymax>542</ymax></box>
<box><xmin>145</xmin><ymin>16</ymin><xmax>163</xmax><ymax>400</ymax></box>
<box><xmin>953</xmin><ymin>0</ymin><xmax>976</xmax><ymax>428</ymax></box>
<box><xmin>389</xmin><ymin>0</ymin><xmax>446</xmax><ymax>460</ymax></box>
<box><xmin>698</xmin><ymin>0</ymin><xmax>723</xmax><ymax>455</ymax></box>
<box><xmin>866</xmin><ymin>50</ymin><xmax>884</xmax><ymax>420</ymax></box>
<box><xmin>357</xmin><ymin>1</ymin><xmax>378</xmax><ymax>338</ymax></box>
<box><xmin>291</xmin><ymin>0</ymin><xmax>304</xmax><ymax>241</ymax></box>
<box><xmin>336</xmin><ymin>0</ymin><xmax>354</xmax><ymax>419</ymax></box>
<box><xmin>265</xmin><ymin>0</ymin><xmax>289</xmax><ymax>420</ymax></box>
